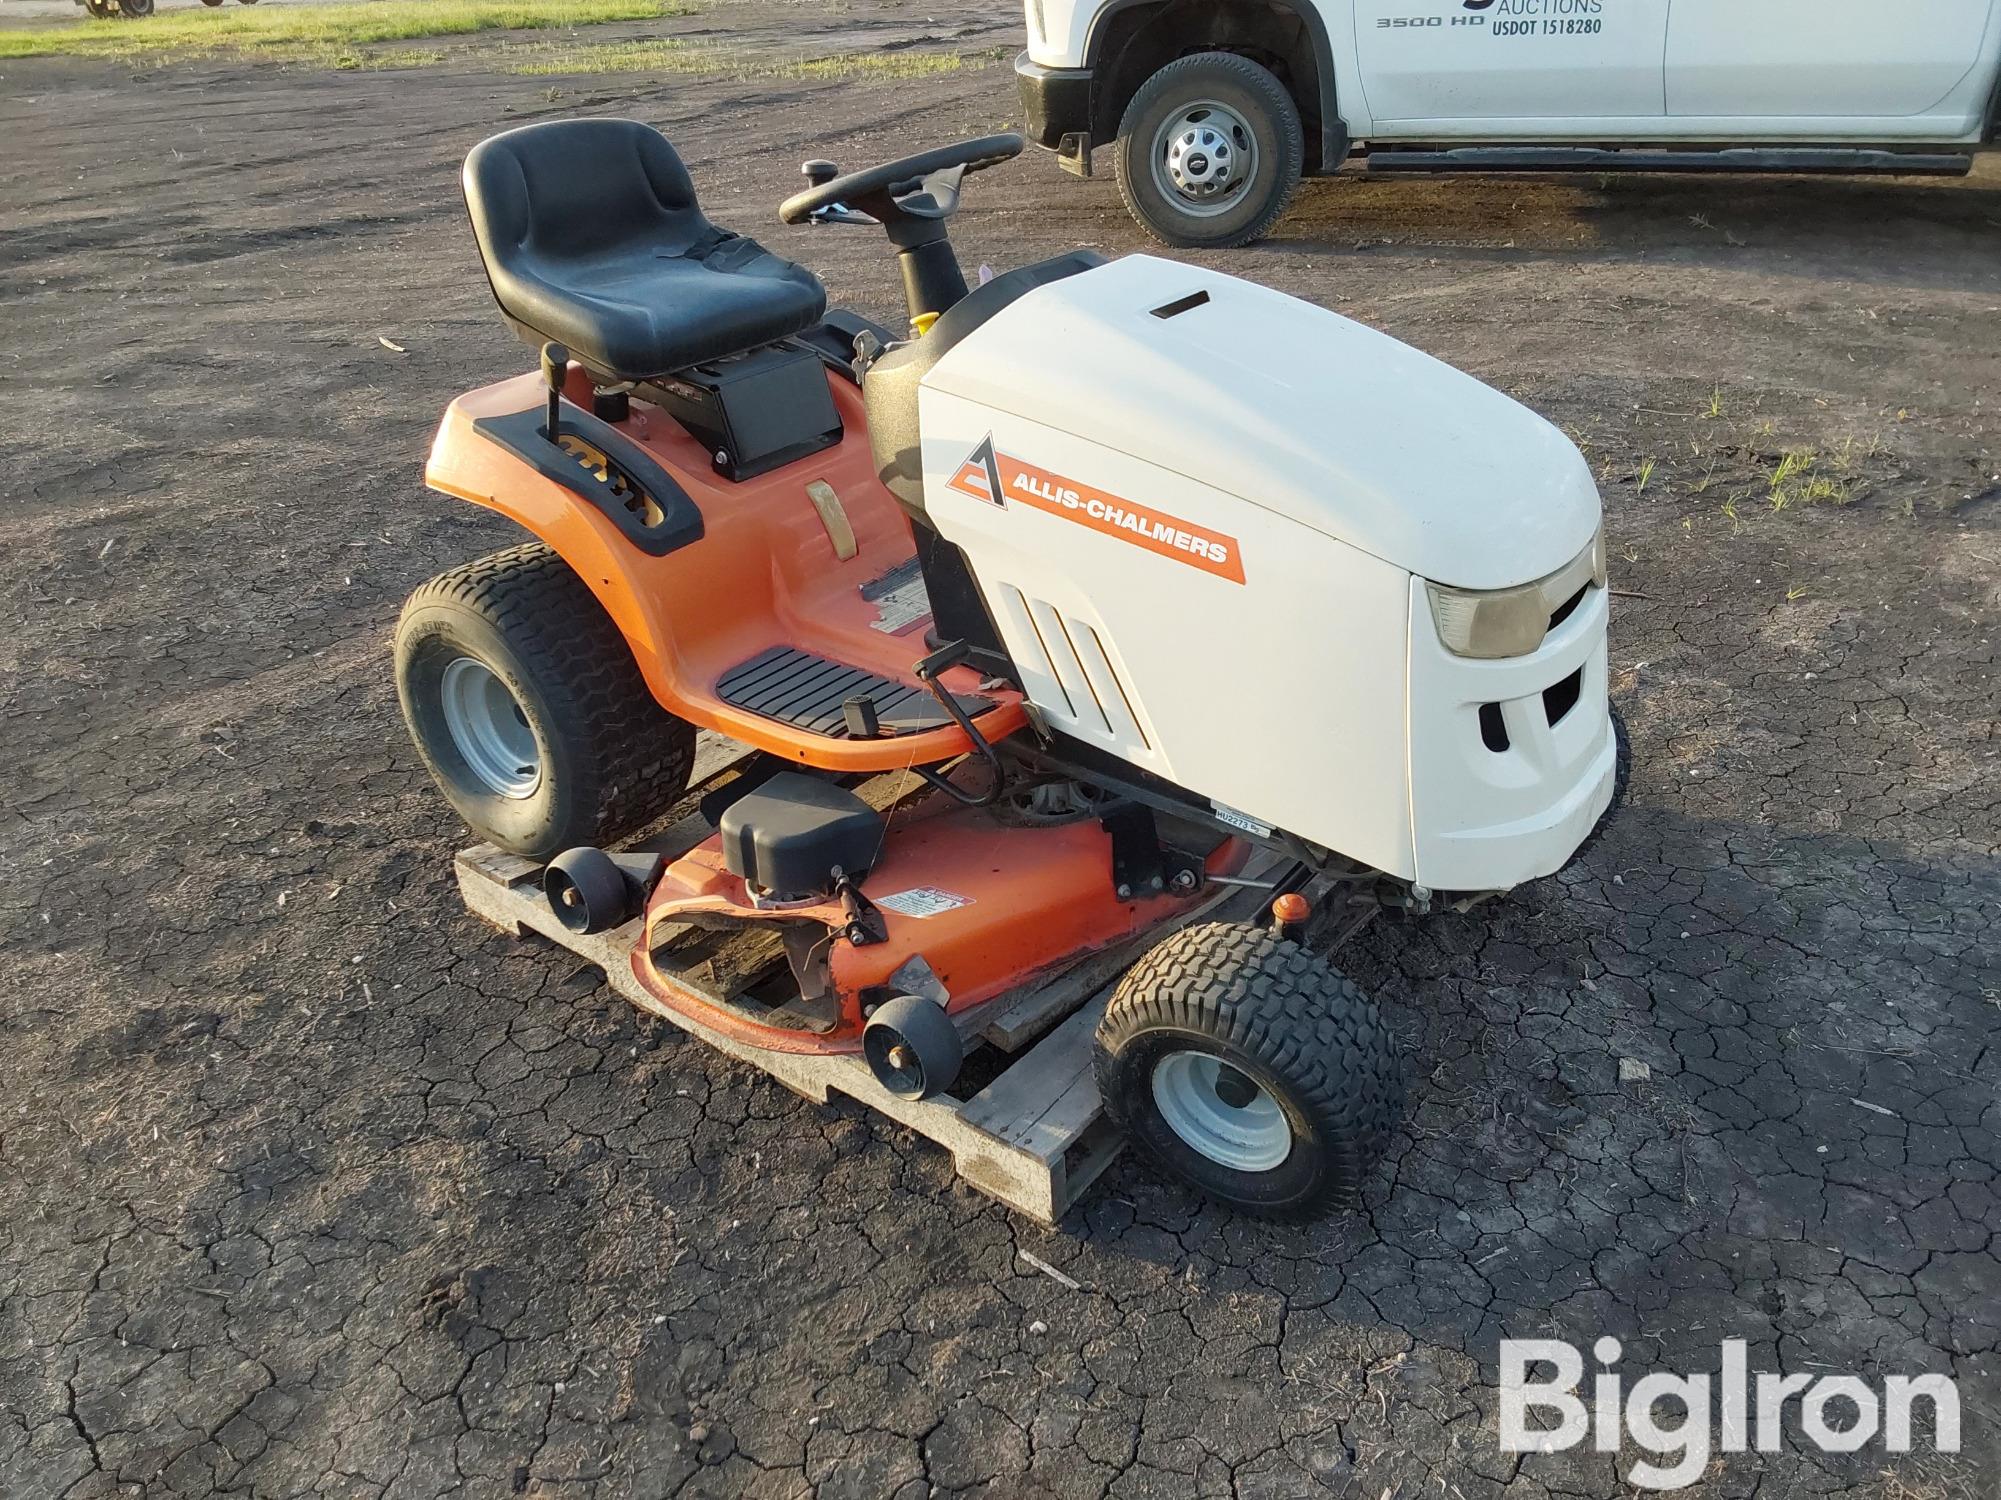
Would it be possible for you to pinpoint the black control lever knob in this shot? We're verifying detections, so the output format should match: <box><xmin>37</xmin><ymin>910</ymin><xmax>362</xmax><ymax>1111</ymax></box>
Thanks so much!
<box><xmin>802</xmin><ymin>159</ymin><xmax>837</xmax><ymax>187</ymax></box>
<box><xmin>540</xmin><ymin>341</ymin><xmax>569</xmax><ymax>392</ymax></box>
<box><xmin>539</xmin><ymin>341</ymin><xmax>569</xmax><ymax>441</ymax></box>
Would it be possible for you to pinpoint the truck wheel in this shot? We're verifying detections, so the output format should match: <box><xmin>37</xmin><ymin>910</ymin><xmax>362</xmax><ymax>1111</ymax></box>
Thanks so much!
<box><xmin>116</xmin><ymin>0</ymin><xmax>153</xmax><ymax>15</ymax></box>
<box><xmin>1114</xmin><ymin>51</ymin><xmax>1303</xmax><ymax>250</ymax></box>
<box><xmin>395</xmin><ymin>542</ymin><xmax>695</xmax><ymax>860</ymax></box>
<box><xmin>1095</xmin><ymin>922</ymin><xmax>1401</xmax><ymax>1218</ymax></box>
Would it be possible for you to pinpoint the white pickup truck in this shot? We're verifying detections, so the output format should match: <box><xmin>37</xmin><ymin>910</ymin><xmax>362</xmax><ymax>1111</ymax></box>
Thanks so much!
<box><xmin>1015</xmin><ymin>0</ymin><xmax>2001</xmax><ymax>246</ymax></box>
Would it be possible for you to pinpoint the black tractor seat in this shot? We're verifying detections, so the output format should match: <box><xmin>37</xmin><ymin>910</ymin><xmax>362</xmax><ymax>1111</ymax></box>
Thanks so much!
<box><xmin>463</xmin><ymin>118</ymin><xmax>827</xmax><ymax>381</ymax></box>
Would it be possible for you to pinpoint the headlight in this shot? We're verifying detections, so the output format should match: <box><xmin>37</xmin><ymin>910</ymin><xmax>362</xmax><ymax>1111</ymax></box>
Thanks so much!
<box><xmin>1426</xmin><ymin>526</ymin><xmax>1606</xmax><ymax>660</ymax></box>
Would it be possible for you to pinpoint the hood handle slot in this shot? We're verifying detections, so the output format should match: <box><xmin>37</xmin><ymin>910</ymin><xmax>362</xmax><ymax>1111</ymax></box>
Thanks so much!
<box><xmin>1151</xmin><ymin>290</ymin><xmax>1211</xmax><ymax>319</ymax></box>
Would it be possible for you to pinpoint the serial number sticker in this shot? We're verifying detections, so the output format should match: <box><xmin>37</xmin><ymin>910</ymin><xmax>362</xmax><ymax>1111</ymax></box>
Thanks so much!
<box><xmin>1211</xmin><ymin>802</ymin><xmax>1274</xmax><ymax>838</ymax></box>
<box><xmin>876</xmin><ymin>886</ymin><xmax>974</xmax><ymax>919</ymax></box>
<box><xmin>867</xmin><ymin>574</ymin><xmax>933</xmax><ymax>635</ymax></box>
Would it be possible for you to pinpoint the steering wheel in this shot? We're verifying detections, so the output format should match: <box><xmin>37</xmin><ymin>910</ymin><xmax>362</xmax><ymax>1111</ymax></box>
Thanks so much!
<box><xmin>778</xmin><ymin>134</ymin><xmax>1024</xmax><ymax>232</ymax></box>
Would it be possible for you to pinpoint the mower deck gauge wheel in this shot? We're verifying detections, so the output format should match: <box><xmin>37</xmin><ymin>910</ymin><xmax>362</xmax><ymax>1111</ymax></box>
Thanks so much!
<box><xmin>863</xmin><ymin>994</ymin><xmax>963</xmax><ymax>1102</ymax></box>
<box><xmin>543</xmin><ymin>847</ymin><xmax>634</xmax><ymax>936</ymax></box>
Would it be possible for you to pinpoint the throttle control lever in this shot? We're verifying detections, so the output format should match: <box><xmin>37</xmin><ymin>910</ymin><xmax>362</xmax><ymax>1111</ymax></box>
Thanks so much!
<box><xmin>798</xmin><ymin>159</ymin><xmax>877</xmax><ymax>227</ymax></box>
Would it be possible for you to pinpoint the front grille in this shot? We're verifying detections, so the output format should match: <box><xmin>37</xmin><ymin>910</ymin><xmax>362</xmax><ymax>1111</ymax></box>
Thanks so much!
<box><xmin>1548</xmin><ymin>583</ymin><xmax>1590</xmax><ymax>634</ymax></box>
<box><xmin>1543</xmin><ymin>669</ymin><xmax>1583</xmax><ymax>726</ymax></box>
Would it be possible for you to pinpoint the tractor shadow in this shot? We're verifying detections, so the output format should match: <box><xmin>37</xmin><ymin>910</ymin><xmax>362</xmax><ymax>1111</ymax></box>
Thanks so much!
<box><xmin>1062</xmin><ymin>796</ymin><xmax>2001</xmax><ymax>1375</ymax></box>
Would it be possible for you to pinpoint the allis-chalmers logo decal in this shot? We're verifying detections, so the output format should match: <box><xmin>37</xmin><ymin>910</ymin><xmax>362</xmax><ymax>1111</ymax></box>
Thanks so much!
<box><xmin>945</xmin><ymin>436</ymin><xmax>1245</xmax><ymax>585</ymax></box>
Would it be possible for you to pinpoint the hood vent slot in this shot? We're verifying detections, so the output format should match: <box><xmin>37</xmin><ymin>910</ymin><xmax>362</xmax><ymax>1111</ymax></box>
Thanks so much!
<box><xmin>1151</xmin><ymin>289</ymin><xmax>1211</xmax><ymax>320</ymax></box>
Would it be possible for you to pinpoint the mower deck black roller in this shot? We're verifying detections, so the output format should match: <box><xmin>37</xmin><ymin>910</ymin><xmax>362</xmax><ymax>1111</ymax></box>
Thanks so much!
<box><xmin>452</xmin><ymin>744</ymin><xmax>1368</xmax><ymax>1222</ymax></box>
<box><xmin>717</xmin><ymin>645</ymin><xmax>993</xmax><ymax>738</ymax></box>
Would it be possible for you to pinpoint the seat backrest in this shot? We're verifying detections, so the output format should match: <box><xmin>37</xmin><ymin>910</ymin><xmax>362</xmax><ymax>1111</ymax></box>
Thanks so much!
<box><xmin>464</xmin><ymin>117</ymin><xmax>717</xmax><ymax>281</ymax></box>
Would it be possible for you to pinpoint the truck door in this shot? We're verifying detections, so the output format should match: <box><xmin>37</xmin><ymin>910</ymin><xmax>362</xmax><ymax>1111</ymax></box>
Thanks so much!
<box><xmin>1352</xmin><ymin>0</ymin><xmax>1669</xmax><ymax>131</ymax></box>
<box><xmin>1665</xmin><ymin>0</ymin><xmax>1999</xmax><ymax>125</ymax></box>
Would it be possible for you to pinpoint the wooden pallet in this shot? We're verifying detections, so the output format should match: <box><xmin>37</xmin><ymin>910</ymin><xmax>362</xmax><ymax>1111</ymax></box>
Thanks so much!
<box><xmin>453</xmin><ymin>746</ymin><xmax>1369</xmax><ymax>1224</ymax></box>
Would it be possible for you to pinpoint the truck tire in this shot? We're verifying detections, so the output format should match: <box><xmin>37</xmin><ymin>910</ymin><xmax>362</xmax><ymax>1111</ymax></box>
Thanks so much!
<box><xmin>116</xmin><ymin>0</ymin><xmax>153</xmax><ymax>15</ymax></box>
<box><xmin>1095</xmin><ymin>922</ymin><xmax>1402</xmax><ymax>1218</ymax></box>
<box><xmin>395</xmin><ymin>542</ymin><xmax>696</xmax><ymax>860</ymax></box>
<box><xmin>1114</xmin><ymin>51</ymin><xmax>1304</xmax><ymax>250</ymax></box>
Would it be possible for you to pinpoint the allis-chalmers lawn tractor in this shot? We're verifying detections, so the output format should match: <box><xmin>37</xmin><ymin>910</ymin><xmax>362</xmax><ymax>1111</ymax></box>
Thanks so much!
<box><xmin>395</xmin><ymin>120</ymin><xmax>1620</xmax><ymax>1219</ymax></box>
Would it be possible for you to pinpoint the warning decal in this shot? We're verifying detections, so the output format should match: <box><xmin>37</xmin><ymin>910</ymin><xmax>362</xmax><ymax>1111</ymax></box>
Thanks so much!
<box><xmin>945</xmin><ymin>436</ymin><xmax>1246</xmax><ymax>585</ymax></box>
<box><xmin>876</xmin><ymin>886</ymin><xmax>974</xmax><ymax>919</ymax></box>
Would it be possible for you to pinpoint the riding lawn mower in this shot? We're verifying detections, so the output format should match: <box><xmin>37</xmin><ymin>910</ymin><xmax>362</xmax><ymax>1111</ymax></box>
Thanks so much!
<box><xmin>395</xmin><ymin>120</ymin><xmax>1619</xmax><ymax>1219</ymax></box>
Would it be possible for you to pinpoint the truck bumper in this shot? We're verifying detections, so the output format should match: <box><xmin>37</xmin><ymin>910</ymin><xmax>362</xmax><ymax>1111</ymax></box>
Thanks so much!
<box><xmin>1015</xmin><ymin>51</ymin><xmax>1096</xmax><ymax>177</ymax></box>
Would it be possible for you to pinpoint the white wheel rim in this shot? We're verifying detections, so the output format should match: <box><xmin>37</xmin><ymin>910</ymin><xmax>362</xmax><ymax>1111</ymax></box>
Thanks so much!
<box><xmin>439</xmin><ymin>657</ymin><xmax>541</xmax><ymax>799</ymax></box>
<box><xmin>1151</xmin><ymin>1050</ymin><xmax>1292</xmax><ymax>1172</ymax></box>
<box><xmin>1151</xmin><ymin>100</ymin><xmax>1259</xmax><ymax>217</ymax></box>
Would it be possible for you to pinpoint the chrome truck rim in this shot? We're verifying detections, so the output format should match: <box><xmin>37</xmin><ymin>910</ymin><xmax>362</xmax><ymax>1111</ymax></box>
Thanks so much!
<box><xmin>1152</xmin><ymin>1050</ymin><xmax>1291</xmax><ymax>1170</ymax></box>
<box><xmin>439</xmin><ymin>657</ymin><xmax>540</xmax><ymax>798</ymax></box>
<box><xmin>1151</xmin><ymin>101</ymin><xmax>1258</xmax><ymax>217</ymax></box>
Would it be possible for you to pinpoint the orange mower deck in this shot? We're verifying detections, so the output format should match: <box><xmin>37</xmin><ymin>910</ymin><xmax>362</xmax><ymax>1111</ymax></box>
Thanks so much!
<box><xmin>632</xmin><ymin>789</ymin><xmax>1255</xmax><ymax>1054</ymax></box>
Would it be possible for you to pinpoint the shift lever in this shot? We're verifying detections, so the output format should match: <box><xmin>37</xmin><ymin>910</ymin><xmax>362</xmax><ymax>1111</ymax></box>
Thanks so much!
<box><xmin>539</xmin><ymin>341</ymin><xmax>569</xmax><ymax>441</ymax></box>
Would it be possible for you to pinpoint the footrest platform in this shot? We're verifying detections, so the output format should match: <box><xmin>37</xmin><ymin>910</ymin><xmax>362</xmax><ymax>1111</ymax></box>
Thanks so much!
<box><xmin>717</xmin><ymin>645</ymin><xmax>991</xmax><ymax>739</ymax></box>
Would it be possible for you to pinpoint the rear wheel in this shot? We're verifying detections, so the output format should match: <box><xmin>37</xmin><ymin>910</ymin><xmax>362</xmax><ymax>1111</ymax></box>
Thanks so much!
<box><xmin>116</xmin><ymin>0</ymin><xmax>153</xmax><ymax>15</ymax></box>
<box><xmin>1114</xmin><ymin>51</ymin><xmax>1303</xmax><ymax>249</ymax></box>
<box><xmin>1095</xmin><ymin>922</ymin><xmax>1401</xmax><ymax>1218</ymax></box>
<box><xmin>395</xmin><ymin>542</ymin><xmax>695</xmax><ymax>860</ymax></box>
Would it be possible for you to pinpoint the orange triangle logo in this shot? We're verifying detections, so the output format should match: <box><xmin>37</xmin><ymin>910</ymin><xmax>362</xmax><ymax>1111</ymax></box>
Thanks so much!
<box><xmin>945</xmin><ymin>435</ymin><xmax>1005</xmax><ymax>507</ymax></box>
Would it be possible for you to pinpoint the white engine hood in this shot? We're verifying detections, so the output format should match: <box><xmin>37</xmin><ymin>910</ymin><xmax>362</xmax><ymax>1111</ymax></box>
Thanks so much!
<box><xmin>922</xmin><ymin>255</ymin><xmax>1600</xmax><ymax>591</ymax></box>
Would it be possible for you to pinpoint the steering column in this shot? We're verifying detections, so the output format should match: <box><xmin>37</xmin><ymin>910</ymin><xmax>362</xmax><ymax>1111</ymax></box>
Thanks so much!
<box><xmin>779</xmin><ymin>134</ymin><xmax>1025</xmax><ymax>330</ymax></box>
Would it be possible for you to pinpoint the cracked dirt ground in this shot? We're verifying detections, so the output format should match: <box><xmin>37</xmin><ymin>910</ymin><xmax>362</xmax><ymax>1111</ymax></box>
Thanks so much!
<box><xmin>2</xmin><ymin>10</ymin><xmax>1999</xmax><ymax>1497</ymax></box>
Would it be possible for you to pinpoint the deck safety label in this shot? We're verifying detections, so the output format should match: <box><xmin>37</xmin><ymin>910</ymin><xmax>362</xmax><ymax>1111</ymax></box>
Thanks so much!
<box><xmin>946</xmin><ymin>436</ymin><xmax>1246</xmax><ymax>585</ymax></box>
<box><xmin>877</xmin><ymin>886</ymin><xmax>974</xmax><ymax>919</ymax></box>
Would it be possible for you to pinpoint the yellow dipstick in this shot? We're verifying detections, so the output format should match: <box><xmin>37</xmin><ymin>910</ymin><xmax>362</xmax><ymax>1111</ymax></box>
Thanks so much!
<box><xmin>911</xmin><ymin>311</ymin><xmax>940</xmax><ymax>337</ymax></box>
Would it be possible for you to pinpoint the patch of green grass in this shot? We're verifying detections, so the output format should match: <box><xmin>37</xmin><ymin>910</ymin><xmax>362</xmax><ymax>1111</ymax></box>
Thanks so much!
<box><xmin>1635</xmin><ymin>456</ymin><xmax>1656</xmax><ymax>494</ymax></box>
<box><xmin>504</xmin><ymin>38</ymin><xmax>1004</xmax><ymax>79</ymax></box>
<box><xmin>0</xmin><ymin>0</ymin><xmax>686</xmax><ymax>67</ymax></box>
<box><xmin>1765</xmin><ymin>448</ymin><xmax>1857</xmax><ymax>512</ymax></box>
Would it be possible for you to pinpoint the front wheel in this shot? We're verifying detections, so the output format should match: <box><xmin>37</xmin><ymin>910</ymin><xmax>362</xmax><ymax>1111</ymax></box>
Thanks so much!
<box><xmin>1113</xmin><ymin>51</ymin><xmax>1304</xmax><ymax>250</ymax></box>
<box><xmin>394</xmin><ymin>543</ymin><xmax>696</xmax><ymax>860</ymax></box>
<box><xmin>116</xmin><ymin>0</ymin><xmax>153</xmax><ymax>15</ymax></box>
<box><xmin>1095</xmin><ymin>922</ymin><xmax>1402</xmax><ymax>1218</ymax></box>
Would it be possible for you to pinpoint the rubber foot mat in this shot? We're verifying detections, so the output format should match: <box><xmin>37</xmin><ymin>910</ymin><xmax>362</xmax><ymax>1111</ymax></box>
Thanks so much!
<box><xmin>716</xmin><ymin>646</ymin><xmax>991</xmax><ymax>739</ymax></box>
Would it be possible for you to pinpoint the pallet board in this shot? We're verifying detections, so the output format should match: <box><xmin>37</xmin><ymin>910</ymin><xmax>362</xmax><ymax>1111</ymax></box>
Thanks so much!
<box><xmin>453</xmin><ymin>758</ymin><xmax>1359</xmax><ymax>1223</ymax></box>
